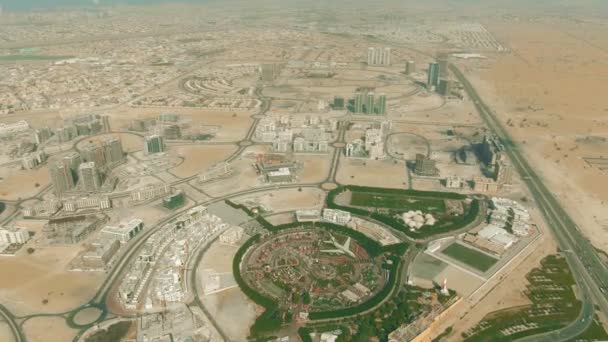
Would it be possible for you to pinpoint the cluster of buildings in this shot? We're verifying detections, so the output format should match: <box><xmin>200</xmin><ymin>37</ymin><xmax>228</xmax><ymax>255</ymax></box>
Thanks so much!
<box><xmin>75</xmin><ymin>218</ymin><xmax>144</xmax><ymax>270</ymax></box>
<box><xmin>49</xmin><ymin>136</ymin><xmax>125</xmax><ymax>195</ymax></box>
<box><xmin>144</xmin><ymin>135</ymin><xmax>166</xmax><ymax>155</ymax></box>
<box><xmin>0</xmin><ymin>226</ymin><xmax>30</xmax><ymax>255</ymax></box>
<box><xmin>341</xmin><ymin>282</ymin><xmax>372</xmax><ymax>303</ymax></box>
<box><xmin>130</xmin><ymin>183</ymin><xmax>173</xmax><ymax>203</ymax></box>
<box><xmin>42</xmin><ymin>214</ymin><xmax>107</xmax><ymax>245</ymax></box>
<box><xmin>402</xmin><ymin>211</ymin><xmax>436</xmax><ymax>230</ymax></box>
<box><xmin>322</xmin><ymin>209</ymin><xmax>352</xmax><ymax>225</ymax></box>
<box><xmin>346</xmin><ymin>121</ymin><xmax>392</xmax><ymax>160</ymax></box>
<box><xmin>21</xmin><ymin>150</ymin><xmax>47</xmax><ymax>169</ymax></box>
<box><xmin>465</xmin><ymin>197</ymin><xmax>532</xmax><ymax>253</ymax></box>
<box><xmin>131</xmin><ymin>113</ymin><xmax>216</xmax><ymax>142</ymax></box>
<box><xmin>136</xmin><ymin>303</ymin><xmax>216</xmax><ymax>342</ymax></box>
<box><xmin>471</xmin><ymin>135</ymin><xmax>514</xmax><ymax>193</ymax></box>
<box><xmin>260</xmin><ymin>63</ymin><xmax>282</xmax><ymax>82</ymax></box>
<box><xmin>54</xmin><ymin>114</ymin><xmax>110</xmax><ymax>142</ymax></box>
<box><xmin>367</xmin><ymin>47</ymin><xmax>392</xmax><ymax>66</ymax></box>
<box><xmin>22</xmin><ymin>195</ymin><xmax>111</xmax><ymax>218</ymax></box>
<box><xmin>255</xmin><ymin>116</ymin><xmax>336</xmax><ymax>154</ymax></box>
<box><xmin>118</xmin><ymin>206</ymin><xmax>230</xmax><ymax>310</ymax></box>
<box><xmin>0</xmin><ymin>120</ymin><xmax>30</xmax><ymax>137</ymax></box>
<box><xmin>255</xmin><ymin>153</ymin><xmax>299</xmax><ymax>184</ymax></box>
<box><xmin>352</xmin><ymin>90</ymin><xmax>387</xmax><ymax>115</ymax></box>
<box><xmin>426</xmin><ymin>55</ymin><xmax>454</xmax><ymax>96</ymax></box>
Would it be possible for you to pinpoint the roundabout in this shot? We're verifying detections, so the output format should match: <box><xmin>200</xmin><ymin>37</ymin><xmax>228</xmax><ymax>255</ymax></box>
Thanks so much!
<box><xmin>66</xmin><ymin>304</ymin><xmax>106</xmax><ymax>329</ymax></box>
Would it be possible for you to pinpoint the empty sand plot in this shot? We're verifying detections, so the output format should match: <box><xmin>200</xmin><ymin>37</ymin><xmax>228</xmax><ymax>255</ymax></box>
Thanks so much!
<box><xmin>23</xmin><ymin>317</ymin><xmax>76</xmax><ymax>342</ymax></box>
<box><xmin>336</xmin><ymin>158</ymin><xmax>408</xmax><ymax>189</ymax></box>
<box><xmin>0</xmin><ymin>165</ymin><xmax>49</xmax><ymax>200</ymax></box>
<box><xmin>169</xmin><ymin>144</ymin><xmax>237</xmax><ymax>178</ymax></box>
<box><xmin>0</xmin><ymin>246</ymin><xmax>103</xmax><ymax>316</ymax></box>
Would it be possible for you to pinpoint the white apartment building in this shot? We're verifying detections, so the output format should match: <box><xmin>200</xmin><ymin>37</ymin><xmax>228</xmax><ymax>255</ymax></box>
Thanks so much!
<box><xmin>101</xmin><ymin>219</ymin><xmax>144</xmax><ymax>243</ymax></box>
<box><xmin>0</xmin><ymin>227</ymin><xmax>30</xmax><ymax>244</ymax></box>
<box><xmin>323</xmin><ymin>209</ymin><xmax>352</xmax><ymax>225</ymax></box>
<box><xmin>0</xmin><ymin>120</ymin><xmax>29</xmax><ymax>137</ymax></box>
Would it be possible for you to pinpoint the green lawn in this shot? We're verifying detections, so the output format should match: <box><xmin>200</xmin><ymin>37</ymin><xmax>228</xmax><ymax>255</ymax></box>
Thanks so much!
<box><xmin>442</xmin><ymin>243</ymin><xmax>498</xmax><ymax>272</ymax></box>
<box><xmin>350</xmin><ymin>191</ymin><xmax>446</xmax><ymax>212</ymax></box>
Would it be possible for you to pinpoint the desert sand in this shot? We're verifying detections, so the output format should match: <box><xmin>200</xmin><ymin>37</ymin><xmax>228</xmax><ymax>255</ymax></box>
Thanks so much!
<box><xmin>0</xmin><ymin>245</ymin><xmax>103</xmax><ymax>316</ymax></box>
<box><xmin>470</xmin><ymin>20</ymin><xmax>608</xmax><ymax>252</ymax></box>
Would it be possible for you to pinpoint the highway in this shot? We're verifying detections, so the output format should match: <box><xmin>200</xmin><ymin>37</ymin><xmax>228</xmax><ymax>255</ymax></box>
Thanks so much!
<box><xmin>451</xmin><ymin>64</ymin><xmax>608</xmax><ymax>340</ymax></box>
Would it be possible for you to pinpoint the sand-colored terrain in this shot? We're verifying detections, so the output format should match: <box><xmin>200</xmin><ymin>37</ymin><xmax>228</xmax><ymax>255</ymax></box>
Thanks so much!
<box><xmin>0</xmin><ymin>321</ymin><xmax>15</xmax><ymax>342</ymax></box>
<box><xmin>0</xmin><ymin>165</ymin><xmax>50</xmax><ymax>200</ymax></box>
<box><xmin>22</xmin><ymin>316</ymin><xmax>77</xmax><ymax>342</ymax></box>
<box><xmin>198</xmin><ymin>241</ymin><xmax>256</xmax><ymax>341</ymax></box>
<box><xmin>76</xmin><ymin>132</ymin><xmax>144</xmax><ymax>154</ymax></box>
<box><xmin>234</xmin><ymin>187</ymin><xmax>325</xmax><ymax>213</ymax></box>
<box><xmin>108</xmin><ymin>107</ymin><xmax>254</xmax><ymax>143</ymax></box>
<box><xmin>470</xmin><ymin>20</ymin><xmax>608</xmax><ymax>251</ymax></box>
<box><xmin>0</xmin><ymin>245</ymin><xmax>103</xmax><ymax>316</ymax></box>
<box><xmin>168</xmin><ymin>144</ymin><xmax>238</xmax><ymax>178</ymax></box>
<box><xmin>297</xmin><ymin>154</ymin><xmax>332</xmax><ymax>183</ymax></box>
<box><xmin>336</xmin><ymin>158</ymin><xmax>408</xmax><ymax>189</ymax></box>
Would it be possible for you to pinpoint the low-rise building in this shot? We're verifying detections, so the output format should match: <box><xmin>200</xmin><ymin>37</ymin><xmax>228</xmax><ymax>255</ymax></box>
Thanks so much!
<box><xmin>323</xmin><ymin>209</ymin><xmax>352</xmax><ymax>225</ymax></box>
<box><xmin>445</xmin><ymin>176</ymin><xmax>465</xmax><ymax>189</ymax></box>
<box><xmin>81</xmin><ymin>238</ymin><xmax>120</xmax><ymax>268</ymax></box>
<box><xmin>295</xmin><ymin>209</ymin><xmax>321</xmax><ymax>222</ymax></box>
<box><xmin>267</xmin><ymin>167</ymin><xmax>293</xmax><ymax>183</ymax></box>
<box><xmin>0</xmin><ymin>227</ymin><xmax>29</xmax><ymax>245</ymax></box>
<box><xmin>101</xmin><ymin>219</ymin><xmax>144</xmax><ymax>243</ymax></box>
<box><xmin>0</xmin><ymin>120</ymin><xmax>29</xmax><ymax>137</ymax></box>
<box><xmin>130</xmin><ymin>183</ymin><xmax>172</xmax><ymax>202</ymax></box>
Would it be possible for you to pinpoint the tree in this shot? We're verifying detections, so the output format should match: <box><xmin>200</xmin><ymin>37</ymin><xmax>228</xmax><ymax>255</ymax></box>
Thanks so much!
<box><xmin>27</xmin><ymin>247</ymin><xmax>35</xmax><ymax>254</ymax></box>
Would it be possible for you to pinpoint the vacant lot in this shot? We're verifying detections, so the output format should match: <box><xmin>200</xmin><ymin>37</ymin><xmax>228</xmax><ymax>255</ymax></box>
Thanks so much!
<box><xmin>442</xmin><ymin>243</ymin><xmax>498</xmax><ymax>272</ymax></box>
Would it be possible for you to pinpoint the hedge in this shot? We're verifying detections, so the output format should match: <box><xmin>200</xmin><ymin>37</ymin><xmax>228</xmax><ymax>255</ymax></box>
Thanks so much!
<box><xmin>325</xmin><ymin>185</ymin><xmax>483</xmax><ymax>239</ymax></box>
<box><xmin>232</xmin><ymin>234</ymin><xmax>283</xmax><ymax>335</ymax></box>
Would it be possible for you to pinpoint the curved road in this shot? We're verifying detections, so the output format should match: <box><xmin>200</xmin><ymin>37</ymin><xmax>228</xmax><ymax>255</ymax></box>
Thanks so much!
<box><xmin>451</xmin><ymin>64</ymin><xmax>608</xmax><ymax>341</ymax></box>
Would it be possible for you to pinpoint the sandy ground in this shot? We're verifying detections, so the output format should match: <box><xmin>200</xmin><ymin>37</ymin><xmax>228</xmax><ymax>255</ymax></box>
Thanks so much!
<box><xmin>108</xmin><ymin>107</ymin><xmax>254</xmax><ymax>143</ymax></box>
<box><xmin>169</xmin><ymin>144</ymin><xmax>237</xmax><ymax>178</ymax></box>
<box><xmin>76</xmin><ymin>133</ymin><xmax>144</xmax><ymax>154</ymax></box>
<box><xmin>297</xmin><ymin>154</ymin><xmax>332</xmax><ymax>183</ymax></box>
<box><xmin>0</xmin><ymin>165</ymin><xmax>50</xmax><ymax>200</ymax></box>
<box><xmin>336</xmin><ymin>158</ymin><xmax>408</xmax><ymax>189</ymax></box>
<box><xmin>0</xmin><ymin>321</ymin><xmax>15</xmax><ymax>342</ymax></box>
<box><xmin>468</xmin><ymin>20</ymin><xmax>608</xmax><ymax>252</ymax></box>
<box><xmin>0</xmin><ymin>245</ymin><xmax>103</xmax><ymax>316</ymax></box>
<box><xmin>202</xmin><ymin>287</ymin><xmax>257</xmax><ymax>342</ymax></box>
<box><xmin>234</xmin><ymin>187</ymin><xmax>325</xmax><ymax>213</ymax></box>
<box><xmin>202</xmin><ymin>158</ymin><xmax>260</xmax><ymax>198</ymax></box>
<box><xmin>22</xmin><ymin>316</ymin><xmax>77</xmax><ymax>342</ymax></box>
<box><xmin>200</xmin><ymin>241</ymin><xmax>238</xmax><ymax>274</ymax></box>
<box><xmin>198</xmin><ymin>241</ymin><xmax>256</xmax><ymax>341</ymax></box>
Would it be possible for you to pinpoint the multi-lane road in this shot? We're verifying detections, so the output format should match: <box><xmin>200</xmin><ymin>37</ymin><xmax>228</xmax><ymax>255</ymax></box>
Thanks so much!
<box><xmin>451</xmin><ymin>64</ymin><xmax>608</xmax><ymax>339</ymax></box>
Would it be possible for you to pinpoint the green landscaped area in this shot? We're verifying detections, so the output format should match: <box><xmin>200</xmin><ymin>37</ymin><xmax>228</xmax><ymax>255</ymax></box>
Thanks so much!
<box><xmin>350</xmin><ymin>191</ymin><xmax>446</xmax><ymax>212</ymax></box>
<box><xmin>463</xmin><ymin>254</ymin><xmax>591</xmax><ymax>341</ymax></box>
<box><xmin>442</xmin><ymin>243</ymin><xmax>498</xmax><ymax>272</ymax></box>
<box><xmin>326</xmin><ymin>185</ymin><xmax>484</xmax><ymax>239</ymax></box>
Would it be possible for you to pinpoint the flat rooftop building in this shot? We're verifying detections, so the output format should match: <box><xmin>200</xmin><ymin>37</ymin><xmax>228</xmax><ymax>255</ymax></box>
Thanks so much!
<box><xmin>101</xmin><ymin>219</ymin><xmax>144</xmax><ymax>243</ymax></box>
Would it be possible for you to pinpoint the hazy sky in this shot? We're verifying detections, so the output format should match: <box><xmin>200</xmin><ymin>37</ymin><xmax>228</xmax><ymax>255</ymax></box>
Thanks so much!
<box><xmin>1</xmin><ymin>0</ymin><xmax>606</xmax><ymax>13</ymax></box>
